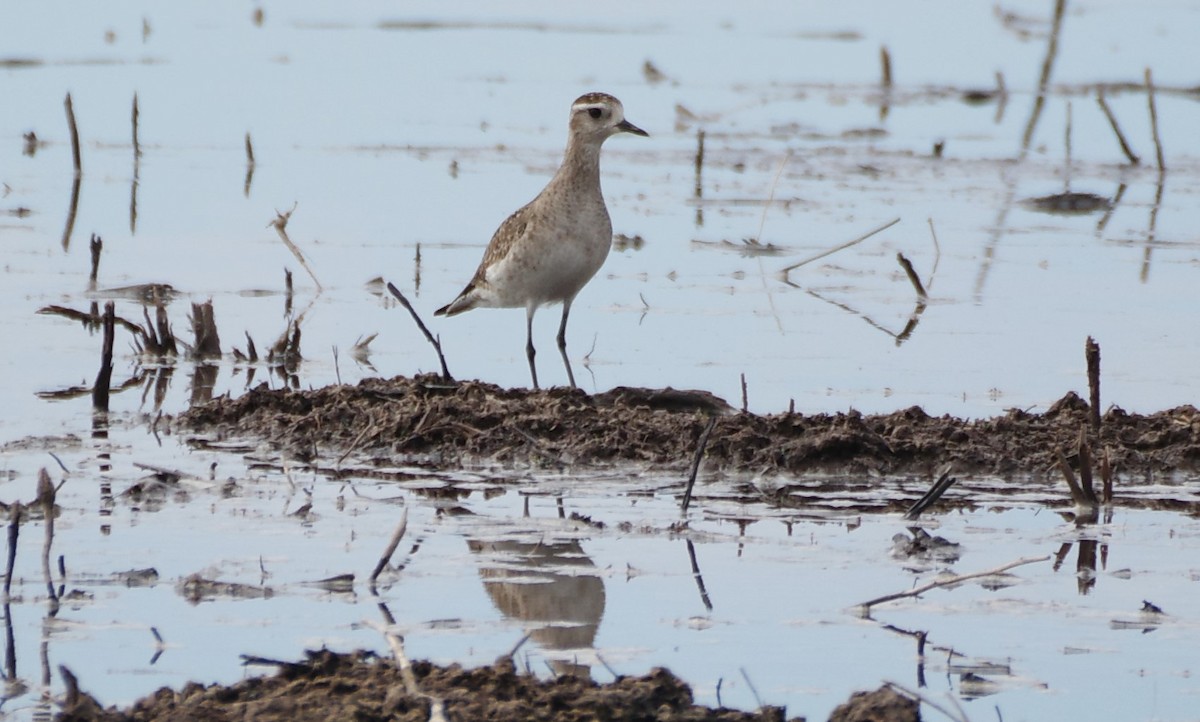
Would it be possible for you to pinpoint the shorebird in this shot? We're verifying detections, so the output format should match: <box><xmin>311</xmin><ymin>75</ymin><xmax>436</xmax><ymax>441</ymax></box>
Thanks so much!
<box><xmin>435</xmin><ymin>92</ymin><xmax>647</xmax><ymax>390</ymax></box>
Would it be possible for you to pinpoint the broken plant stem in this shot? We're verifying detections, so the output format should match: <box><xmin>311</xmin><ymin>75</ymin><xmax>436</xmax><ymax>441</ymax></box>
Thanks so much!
<box><xmin>903</xmin><ymin>468</ymin><xmax>956</xmax><ymax>521</ymax></box>
<box><xmin>883</xmin><ymin>681</ymin><xmax>972</xmax><ymax>722</ymax></box>
<box><xmin>925</xmin><ymin>218</ymin><xmax>942</xmax><ymax>289</ymax></box>
<box><xmin>1064</xmin><ymin>101</ymin><xmax>1073</xmax><ymax>190</ymax></box>
<box><xmin>244</xmin><ymin>133</ymin><xmax>256</xmax><ymax>197</ymax></box>
<box><xmin>4</xmin><ymin>503</ymin><xmax>21</xmax><ymax>598</ymax></box>
<box><xmin>369</xmin><ymin>507</ymin><xmax>409</xmax><ymax>585</ymax></box>
<box><xmin>64</xmin><ymin>93</ymin><xmax>81</xmax><ymax>176</ymax></box>
<box><xmin>686</xmin><ymin>539</ymin><xmax>713</xmax><ymax>611</ymax></box>
<box><xmin>270</xmin><ymin>205</ymin><xmax>323</xmax><ymax>292</ymax></box>
<box><xmin>365</xmin><ymin>618</ymin><xmax>447</xmax><ymax>719</ymax></box>
<box><xmin>1096</xmin><ymin>89</ymin><xmax>1139</xmax><ymax>165</ymax></box>
<box><xmin>680</xmin><ymin>417</ymin><xmax>718</xmax><ymax>516</ymax></box>
<box><xmin>1145</xmin><ymin>68</ymin><xmax>1166</xmax><ymax>172</ymax></box>
<box><xmin>857</xmin><ymin>555</ymin><xmax>1050</xmax><ymax>611</ymax></box>
<box><xmin>92</xmin><ymin>302</ymin><xmax>116</xmax><ymax>411</ymax></box>
<box><xmin>386</xmin><ymin>282</ymin><xmax>453</xmax><ymax>381</ymax></box>
<box><xmin>1056</xmin><ymin>447</ymin><xmax>1088</xmax><ymax>507</ymax></box>
<box><xmin>780</xmin><ymin>217</ymin><xmax>901</xmax><ymax>276</ymax></box>
<box><xmin>896</xmin><ymin>252</ymin><xmax>927</xmax><ymax>300</ymax></box>
<box><xmin>753</xmin><ymin>150</ymin><xmax>791</xmax><ymax>243</ymax></box>
<box><xmin>1086</xmin><ymin>336</ymin><xmax>1101</xmax><ymax>431</ymax></box>
<box><xmin>38</xmin><ymin>469</ymin><xmax>58</xmax><ymax>604</ymax></box>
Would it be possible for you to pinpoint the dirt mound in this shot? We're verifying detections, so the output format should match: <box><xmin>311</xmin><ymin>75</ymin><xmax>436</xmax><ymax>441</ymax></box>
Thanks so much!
<box><xmin>57</xmin><ymin>650</ymin><xmax>799</xmax><ymax>722</ymax></box>
<box><xmin>177</xmin><ymin>375</ymin><xmax>1200</xmax><ymax>476</ymax></box>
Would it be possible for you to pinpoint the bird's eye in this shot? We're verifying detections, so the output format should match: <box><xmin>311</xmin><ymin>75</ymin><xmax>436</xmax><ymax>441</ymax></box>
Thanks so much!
<box><xmin>588</xmin><ymin>108</ymin><xmax>602</xmax><ymax>119</ymax></box>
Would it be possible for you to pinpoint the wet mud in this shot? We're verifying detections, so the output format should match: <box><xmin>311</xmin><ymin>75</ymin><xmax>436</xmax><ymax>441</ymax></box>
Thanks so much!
<box><xmin>57</xmin><ymin>650</ymin><xmax>814</xmax><ymax>722</ymax></box>
<box><xmin>179</xmin><ymin>374</ymin><xmax>1200</xmax><ymax>478</ymax></box>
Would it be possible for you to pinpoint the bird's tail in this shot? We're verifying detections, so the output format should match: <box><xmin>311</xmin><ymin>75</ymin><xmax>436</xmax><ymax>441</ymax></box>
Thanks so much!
<box><xmin>434</xmin><ymin>285</ymin><xmax>477</xmax><ymax>317</ymax></box>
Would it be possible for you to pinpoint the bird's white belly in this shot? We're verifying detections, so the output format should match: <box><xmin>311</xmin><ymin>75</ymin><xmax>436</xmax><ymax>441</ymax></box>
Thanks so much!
<box><xmin>485</xmin><ymin>229</ymin><xmax>611</xmax><ymax>308</ymax></box>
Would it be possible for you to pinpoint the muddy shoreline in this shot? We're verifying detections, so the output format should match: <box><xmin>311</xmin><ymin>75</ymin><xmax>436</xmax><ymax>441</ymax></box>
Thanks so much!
<box><xmin>57</xmin><ymin>649</ymin><xmax>917</xmax><ymax>722</ymax></box>
<box><xmin>178</xmin><ymin>374</ymin><xmax>1200</xmax><ymax>478</ymax></box>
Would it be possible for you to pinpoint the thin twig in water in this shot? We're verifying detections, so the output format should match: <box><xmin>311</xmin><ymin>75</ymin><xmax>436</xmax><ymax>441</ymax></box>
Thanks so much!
<box><xmin>595</xmin><ymin>651</ymin><xmax>620</xmax><ymax>680</ymax></box>
<box><xmin>244</xmin><ymin>133</ymin><xmax>256</xmax><ymax>197</ymax></box>
<box><xmin>582</xmin><ymin>333</ymin><xmax>598</xmax><ymax>367</ymax></box>
<box><xmin>896</xmin><ymin>252</ymin><xmax>927</xmax><ymax>300</ymax></box>
<box><xmin>38</xmin><ymin>469</ymin><xmax>58</xmax><ymax>604</ymax></box>
<box><xmin>270</xmin><ymin>205</ymin><xmax>323</xmax><ymax>292</ymax></box>
<box><xmin>904</xmin><ymin>468</ymin><xmax>956</xmax><ymax>521</ymax></box>
<box><xmin>48</xmin><ymin>453</ymin><xmax>69</xmax><ymax>474</ymax></box>
<box><xmin>686</xmin><ymin>539</ymin><xmax>713</xmax><ymax>611</ymax></box>
<box><xmin>879</xmin><ymin>46</ymin><xmax>893</xmax><ymax>120</ymax></box>
<box><xmin>61</xmin><ymin>95</ymin><xmax>83</xmax><ymax>250</ymax></box>
<box><xmin>130</xmin><ymin>94</ymin><xmax>140</xmax><ymax>234</ymax></box>
<box><xmin>413</xmin><ymin>243</ymin><xmax>422</xmax><ymax>294</ymax></box>
<box><xmin>1020</xmin><ymin>0</ymin><xmax>1066</xmax><ymax>156</ymax></box>
<box><xmin>753</xmin><ymin>150</ymin><xmax>792</xmax><ymax>244</ymax></box>
<box><xmin>1063</xmin><ymin>101</ymin><xmax>1073</xmax><ymax>190</ymax></box>
<box><xmin>64</xmin><ymin>93</ymin><xmax>81</xmax><ymax>176</ymax></box>
<box><xmin>131</xmin><ymin>93</ymin><xmax>141</xmax><ymax>159</ymax></box>
<box><xmin>504</xmin><ymin>633</ymin><xmax>531</xmax><ymax>661</ymax></box>
<box><xmin>994</xmin><ymin>71</ymin><xmax>1008</xmax><ymax>123</ymax></box>
<box><xmin>857</xmin><ymin>555</ymin><xmax>1050</xmax><ymax>611</ymax></box>
<box><xmin>883</xmin><ymin>680</ymin><xmax>972</xmax><ymax>722</ymax></box>
<box><xmin>365</xmin><ymin>618</ymin><xmax>447</xmax><ymax>720</ymax></box>
<box><xmin>1096</xmin><ymin>90</ymin><xmax>1139</xmax><ymax>165</ymax></box>
<box><xmin>4</xmin><ymin>503</ymin><xmax>21</xmax><ymax>597</ymax></box>
<box><xmin>681</xmin><ymin>417</ymin><xmax>718</xmax><ymax>515</ymax></box>
<box><xmin>1144</xmin><ymin>68</ymin><xmax>1166</xmax><ymax>172</ymax></box>
<box><xmin>751</xmin><ymin>153</ymin><xmax>792</xmax><ymax>335</ymax></box>
<box><xmin>1100</xmin><ymin>447</ymin><xmax>1113</xmax><ymax>504</ymax></box>
<box><xmin>365</xmin><ymin>620</ymin><xmax>421</xmax><ymax>695</ymax></box>
<box><xmin>926</xmin><ymin>218</ymin><xmax>942</xmax><ymax>289</ymax></box>
<box><xmin>1055</xmin><ymin>448</ymin><xmax>1085</xmax><ymax>506</ymax></box>
<box><xmin>780</xmin><ymin>217</ymin><xmax>901</xmax><ymax>276</ymax></box>
<box><xmin>386</xmin><ymin>282</ymin><xmax>453</xmax><ymax>381</ymax></box>
<box><xmin>739</xmin><ymin>667</ymin><xmax>764</xmax><ymax>710</ymax></box>
<box><xmin>370</xmin><ymin>507</ymin><xmax>409</xmax><ymax>585</ymax></box>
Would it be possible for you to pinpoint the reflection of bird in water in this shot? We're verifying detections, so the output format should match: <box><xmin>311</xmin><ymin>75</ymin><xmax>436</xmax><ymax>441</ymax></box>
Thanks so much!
<box><xmin>890</xmin><ymin>527</ymin><xmax>961</xmax><ymax>566</ymax></box>
<box><xmin>468</xmin><ymin>538</ymin><xmax>605</xmax><ymax>677</ymax></box>
<box><xmin>435</xmin><ymin>93</ymin><xmax>648</xmax><ymax>390</ymax></box>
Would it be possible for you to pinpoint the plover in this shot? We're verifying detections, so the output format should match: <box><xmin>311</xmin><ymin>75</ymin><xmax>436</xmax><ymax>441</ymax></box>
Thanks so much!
<box><xmin>435</xmin><ymin>92</ymin><xmax>647</xmax><ymax>390</ymax></box>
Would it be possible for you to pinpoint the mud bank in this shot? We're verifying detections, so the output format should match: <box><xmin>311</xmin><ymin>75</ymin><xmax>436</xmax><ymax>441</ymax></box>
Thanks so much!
<box><xmin>56</xmin><ymin>650</ymin><xmax>841</xmax><ymax>722</ymax></box>
<box><xmin>178</xmin><ymin>375</ymin><xmax>1200</xmax><ymax>477</ymax></box>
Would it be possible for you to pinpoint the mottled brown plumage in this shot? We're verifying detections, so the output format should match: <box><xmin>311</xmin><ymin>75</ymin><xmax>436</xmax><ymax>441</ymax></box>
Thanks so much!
<box><xmin>435</xmin><ymin>93</ymin><xmax>647</xmax><ymax>389</ymax></box>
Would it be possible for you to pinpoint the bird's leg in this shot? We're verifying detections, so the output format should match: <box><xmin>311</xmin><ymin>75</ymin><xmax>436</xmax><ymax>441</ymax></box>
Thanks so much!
<box><xmin>557</xmin><ymin>300</ymin><xmax>576</xmax><ymax>390</ymax></box>
<box><xmin>526</xmin><ymin>305</ymin><xmax>540</xmax><ymax>390</ymax></box>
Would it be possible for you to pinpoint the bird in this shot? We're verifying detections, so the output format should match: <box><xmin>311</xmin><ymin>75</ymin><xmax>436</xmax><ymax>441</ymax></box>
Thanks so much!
<box><xmin>434</xmin><ymin>92</ymin><xmax>647</xmax><ymax>390</ymax></box>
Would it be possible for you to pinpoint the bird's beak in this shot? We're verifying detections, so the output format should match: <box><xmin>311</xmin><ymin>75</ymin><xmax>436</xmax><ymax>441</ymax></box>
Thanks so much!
<box><xmin>616</xmin><ymin>119</ymin><xmax>649</xmax><ymax>137</ymax></box>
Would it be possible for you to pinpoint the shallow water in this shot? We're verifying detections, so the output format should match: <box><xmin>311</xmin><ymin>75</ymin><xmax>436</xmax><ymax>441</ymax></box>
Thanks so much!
<box><xmin>6</xmin><ymin>447</ymin><xmax>1200</xmax><ymax>721</ymax></box>
<box><xmin>3</xmin><ymin>1</ymin><xmax>1200</xmax><ymax>720</ymax></box>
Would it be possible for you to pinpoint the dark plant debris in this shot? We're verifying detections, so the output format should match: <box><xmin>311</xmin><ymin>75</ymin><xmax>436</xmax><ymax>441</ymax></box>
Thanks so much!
<box><xmin>1024</xmin><ymin>191</ymin><xmax>1112</xmax><ymax>215</ymax></box>
<box><xmin>57</xmin><ymin>649</ymin><xmax>802</xmax><ymax>722</ymax></box>
<box><xmin>177</xmin><ymin>374</ymin><xmax>1200</xmax><ymax>477</ymax></box>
